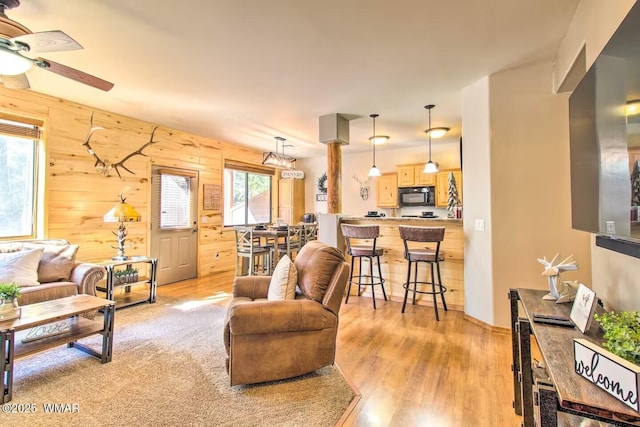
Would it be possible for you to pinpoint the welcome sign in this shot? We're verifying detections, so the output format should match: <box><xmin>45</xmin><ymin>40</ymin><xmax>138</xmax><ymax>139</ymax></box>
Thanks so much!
<box><xmin>574</xmin><ymin>338</ymin><xmax>640</xmax><ymax>412</ymax></box>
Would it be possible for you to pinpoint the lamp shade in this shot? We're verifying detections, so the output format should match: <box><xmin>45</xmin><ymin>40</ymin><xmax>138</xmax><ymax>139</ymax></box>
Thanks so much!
<box><xmin>104</xmin><ymin>197</ymin><xmax>141</xmax><ymax>223</ymax></box>
<box><xmin>369</xmin><ymin>135</ymin><xmax>389</xmax><ymax>145</ymax></box>
<box><xmin>425</xmin><ymin>127</ymin><xmax>450</xmax><ymax>139</ymax></box>
<box><xmin>0</xmin><ymin>48</ymin><xmax>32</xmax><ymax>75</ymax></box>
<box><xmin>368</xmin><ymin>165</ymin><xmax>381</xmax><ymax>177</ymax></box>
<box><xmin>423</xmin><ymin>160</ymin><xmax>439</xmax><ymax>174</ymax></box>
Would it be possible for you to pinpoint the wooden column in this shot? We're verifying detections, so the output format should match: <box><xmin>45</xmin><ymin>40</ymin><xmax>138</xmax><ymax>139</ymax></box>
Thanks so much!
<box><xmin>327</xmin><ymin>141</ymin><xmax>342</xmax><ymax>213</ymax></box>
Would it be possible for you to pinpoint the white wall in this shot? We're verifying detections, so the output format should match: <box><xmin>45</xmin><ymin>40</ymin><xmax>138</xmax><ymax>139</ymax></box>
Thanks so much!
<box><xmin>461</xmin><ymin>77</ymin><xmax>494</xmax><ymax>325</ymax></box>
<box><xmin>554</xmin><ymin>0</ymin><xmax>639</xmax><ymax>312</ymax></box>
<box><xmin>489</xmin><ymin>60</ymin><xmax>592</xmax><ymax>327</ymax></box>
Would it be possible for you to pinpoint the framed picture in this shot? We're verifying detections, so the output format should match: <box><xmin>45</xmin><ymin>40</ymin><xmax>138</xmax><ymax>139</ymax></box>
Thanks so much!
<box><xmin>316</xmin><ymin>193</ymin><xmax>327</xmax><ymax>201</ymax></box>
<box><xmin>203</xmin><ymin>184</ymin><xmax>221</xmax><ymax>210</ymax></box>
<box><xmin>570</xmin><ymin>283</ymin><xmax>597</xmax><ymax>333</ymax></box>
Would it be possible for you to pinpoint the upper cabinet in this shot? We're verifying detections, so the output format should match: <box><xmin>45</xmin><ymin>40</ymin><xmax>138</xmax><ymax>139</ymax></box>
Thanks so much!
<box><xmin>435</xmin><ymin>169</ymin><xmax>463</xmax><ymax>207</ymax></box>
<box><xmin>376</xmin><ymin>173</ymin><xmax>399</xmax><ymax>208</ymax></box>
<box><xmin>397</xmin><ymin>164</ymin><xmax>436</xmax><ymax>187</ymax></box>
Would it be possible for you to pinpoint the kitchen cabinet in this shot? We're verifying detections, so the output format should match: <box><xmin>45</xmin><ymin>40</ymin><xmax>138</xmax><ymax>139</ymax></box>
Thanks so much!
<box><xmin>397</xmin><ymin>164</ymin><xmax>436</xmax><ymax>187</ymax></box>
<box><xmin>278</xmin><ymin>178</ymin><xmax>305</xmax><ymax>224</ymax></box>
<box><xmin>376</xmin><ymin>173</ymin><xmax>399</xmax><ymax>208</ymax></box>
<box><xmin>435</xmin><ymin>169</ymin><xmax>462</xmax><ymax>207</ymax></box>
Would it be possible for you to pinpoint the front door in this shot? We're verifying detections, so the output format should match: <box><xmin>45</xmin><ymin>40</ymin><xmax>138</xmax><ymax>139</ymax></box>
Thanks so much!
<box><xmin>150</xmin><ymin>166</ymin><xmax>198</xmax><ymax>285</ymax></box>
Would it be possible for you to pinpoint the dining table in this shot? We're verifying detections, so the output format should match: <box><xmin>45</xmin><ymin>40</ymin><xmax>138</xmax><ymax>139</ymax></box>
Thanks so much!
<box><xmin>252</xmin><ymin>227</ymin><xmax>290</xmax><ymax>264</ymax></box>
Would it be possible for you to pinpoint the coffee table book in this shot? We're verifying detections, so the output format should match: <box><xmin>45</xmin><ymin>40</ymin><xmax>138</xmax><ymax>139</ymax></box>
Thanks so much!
<box><xmin>574</xmin><ymin>338</ymin><xmax>640</xmax><ymax>412</ymax></box>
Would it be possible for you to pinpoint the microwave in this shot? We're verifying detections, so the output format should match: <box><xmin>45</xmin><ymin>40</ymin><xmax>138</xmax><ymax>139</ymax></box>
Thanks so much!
<box><xmin>399</xmin><ymin>186</ymin><xmax>435</xmax><ymax>206</ymax></box>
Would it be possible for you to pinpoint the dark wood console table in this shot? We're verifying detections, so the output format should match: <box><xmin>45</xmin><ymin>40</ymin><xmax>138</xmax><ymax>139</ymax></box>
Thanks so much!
<box><xmin>509</xmin><ymin>288</ymin><xmax>640</xmax><ymax>426</ymax></box>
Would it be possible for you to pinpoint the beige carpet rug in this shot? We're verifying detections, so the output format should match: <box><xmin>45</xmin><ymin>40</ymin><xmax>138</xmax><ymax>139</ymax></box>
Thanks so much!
<box><xmin>4</xmin><ymin>295</ymin><xmax>355</xmax><ymax>426</ymax></box>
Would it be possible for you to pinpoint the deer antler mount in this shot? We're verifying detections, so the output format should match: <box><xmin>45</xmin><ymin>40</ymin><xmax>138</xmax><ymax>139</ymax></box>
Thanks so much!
<box><xmin>82</xmin><ymin>113</ymin><xmax>160</xmax><ymax>179</ymax></box>
<box><xmin>353</xmin><ymin>174</ymin><xmax>372</xmax><ymax>200</ymax></box>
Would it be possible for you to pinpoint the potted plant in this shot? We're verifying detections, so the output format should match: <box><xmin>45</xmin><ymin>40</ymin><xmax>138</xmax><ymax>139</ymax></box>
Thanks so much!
<box><xmin>594</xmin><ymin>310</ymin><xmax>640</xmax><ymax>365</ymax></box>
<box><xmin>0</xmin><ymin>282</ymin><xmax>22</xmax><ymax>320</ymax></box>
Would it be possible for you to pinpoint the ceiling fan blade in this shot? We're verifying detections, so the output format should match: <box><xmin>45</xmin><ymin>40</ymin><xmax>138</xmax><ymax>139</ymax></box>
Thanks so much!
<box><xmin>13</xmin><ymin>30</ymin><xmax>83</xmax><ymax>53</ymax></box>
<box><xmin>0</xmin><ymin>72</ymin><xmax>30</xmax><ymax>89</ymax></box>
<box><xmin>35</xmin><ymin>57</ymin><xmax>114</xmax><ymax>91</ymax></box>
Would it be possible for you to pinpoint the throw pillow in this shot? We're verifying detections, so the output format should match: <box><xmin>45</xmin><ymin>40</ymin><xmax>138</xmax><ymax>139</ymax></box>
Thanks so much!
<box><xmin>0</xmin><ymin>248</ymin><xmax>44</xmax><ymax>287</ymax></box>
<box><xmin>267</xmin><ymin>255</ymin><xmax>298</xmax><ymax>300</ymax></box>
<box><xmin>24</xmin><ymin>243</ymin><xmax>79</xmax><ymax>282</ymax></box>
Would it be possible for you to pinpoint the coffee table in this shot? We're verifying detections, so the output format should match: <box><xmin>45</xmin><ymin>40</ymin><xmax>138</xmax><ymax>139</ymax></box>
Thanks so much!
<box><xmin>0</xmin><ymin>294</ymin><xmax>115</xmax><ymax>402</ymax></box>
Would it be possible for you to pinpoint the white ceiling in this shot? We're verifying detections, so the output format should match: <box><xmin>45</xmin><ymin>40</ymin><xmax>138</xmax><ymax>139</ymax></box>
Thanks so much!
<box><xmin>7</xmin><ymin>0</ymin><xmax>580</xmax><ymax>158</ymax></box>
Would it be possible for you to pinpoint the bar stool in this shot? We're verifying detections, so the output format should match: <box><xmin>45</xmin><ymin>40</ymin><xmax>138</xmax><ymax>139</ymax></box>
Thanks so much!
<box><xmin>399</xmin><ymin>225</ymin><xmax>448</xmax><ymax>320</ymax></box>
<box><xmin>341</xmin><ymin>224</ymin><xmax>387</xmax><ymax>309</ymax></box>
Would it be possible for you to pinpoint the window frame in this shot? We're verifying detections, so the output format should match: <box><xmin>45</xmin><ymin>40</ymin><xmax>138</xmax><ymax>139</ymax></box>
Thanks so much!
<box><xmin>223</xmin><ymin>161</ymin><xmax>273</xmax><ymax>227</ymax></box>
<box><xmin>0</xmin><ymin>115</ymin><xmax>42</xmax><ymax>240</ymax></box>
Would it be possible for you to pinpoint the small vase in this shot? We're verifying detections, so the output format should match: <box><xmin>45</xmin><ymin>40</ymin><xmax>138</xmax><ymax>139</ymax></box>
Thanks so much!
<box><xmin>0</xmin><ymin>297</ymin><xmax>21</xmax><ymax>320</ymax></box>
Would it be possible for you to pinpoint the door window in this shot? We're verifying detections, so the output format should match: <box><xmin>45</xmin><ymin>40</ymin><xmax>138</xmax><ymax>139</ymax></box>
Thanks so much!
<box><xmin>159</xmin><ymin>172</ymin><xmax>196</xmax><ymax>229</ymax></box>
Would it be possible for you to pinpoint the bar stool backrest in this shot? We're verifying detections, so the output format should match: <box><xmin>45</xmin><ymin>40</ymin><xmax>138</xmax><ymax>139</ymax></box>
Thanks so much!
<box><xmin>341</xmin><ymin>224</ymin><xmax>379</xmax><ymax>255</ymax></box>
<box><xmin>399</xmin><ymin>225</ymin><xmax>445</xmax><ymax>259</ymax></box>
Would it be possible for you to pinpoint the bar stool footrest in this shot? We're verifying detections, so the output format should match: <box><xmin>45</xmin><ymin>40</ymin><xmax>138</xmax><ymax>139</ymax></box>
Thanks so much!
<box><xmin>402</xmin><ymin>281</ymin><xmax>447</xmax><ymax>295</ymax></box>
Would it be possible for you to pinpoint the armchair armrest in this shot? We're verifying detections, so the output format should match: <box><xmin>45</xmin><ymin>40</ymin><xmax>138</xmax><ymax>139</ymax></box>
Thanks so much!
<box><xmin>232</xmin><ymin>276</ymin><xmax>271</xmax><ymax>299</ymax></box>
<box><xmin>229</xmin><ymin>299</ymin><xmax>335</xmax><ymax>335</ymax></box>
<box><xmin>70</xmin><ymin>262</ymin><xmax>106</xmax><ymax>296</ymax></box>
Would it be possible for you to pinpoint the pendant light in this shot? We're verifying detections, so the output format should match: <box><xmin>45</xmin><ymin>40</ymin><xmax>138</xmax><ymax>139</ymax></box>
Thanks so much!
<box><xmin>368</xmin><ymin>114</ymin><xmax>387</xmax><ymax>177</ymax></box>
<box><xmin>262</xmin><ymin>136</ymin><xmax>296</xmax><ymax>169</ymax></box>
<box><xmin>423</xmin><ymin>105</ymin><xmax>440</xmax><ymax>173</ymax></box>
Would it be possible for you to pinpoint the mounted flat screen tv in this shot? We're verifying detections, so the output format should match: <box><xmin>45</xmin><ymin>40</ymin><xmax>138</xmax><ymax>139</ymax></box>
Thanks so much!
<box><xmin>569</xmin><ymin>2</ymin><xmax>640</xmax><ymax>250</ymax></box>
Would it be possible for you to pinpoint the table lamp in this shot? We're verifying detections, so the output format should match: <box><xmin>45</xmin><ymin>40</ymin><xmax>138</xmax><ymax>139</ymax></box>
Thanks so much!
<box><xmin>104</xmin><ymin>195</ymin><xmax>141</xmax><ymax>261</ymax></box>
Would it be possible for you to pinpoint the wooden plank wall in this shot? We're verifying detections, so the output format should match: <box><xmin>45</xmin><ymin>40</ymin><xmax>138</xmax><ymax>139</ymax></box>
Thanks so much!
<box><xmin>0</xmin><ymin>85</ymin><xmax>266</xmax><ymax>286</ymax></box>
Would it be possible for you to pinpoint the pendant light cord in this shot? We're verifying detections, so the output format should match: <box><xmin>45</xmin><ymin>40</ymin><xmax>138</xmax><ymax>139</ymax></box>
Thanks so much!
<box><xmin>428</xmin><ymin>108</ymin><xmax>432</xmax><ymax>161</ymax></box>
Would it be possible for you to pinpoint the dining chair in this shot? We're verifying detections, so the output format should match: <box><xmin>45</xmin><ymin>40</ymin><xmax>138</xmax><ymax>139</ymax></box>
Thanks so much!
<box><xmin>234</xmin><ymin>227</ymin><xmax>272</xmax><ymax>276</ymax></box>
<box><xmin>276</xmin><ymin>225</ymin><xmax>304</xmax><ymax>260</ymax></box>
<box><xmin>302</xmin><ymin>223</ymin><xmax>318</xmax><ymax>245</ymax></box>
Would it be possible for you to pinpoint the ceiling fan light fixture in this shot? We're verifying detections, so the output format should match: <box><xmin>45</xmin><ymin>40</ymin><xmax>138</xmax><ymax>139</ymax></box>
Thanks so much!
<box><xmin>425</xmin><ymin>126</ymin><xmax>450</xmax><ymax>139</ymax></box>
<box><xmin>0</xmin><ymin>48</ymin><xmax>32</xmax><ymax>75</ymax></box>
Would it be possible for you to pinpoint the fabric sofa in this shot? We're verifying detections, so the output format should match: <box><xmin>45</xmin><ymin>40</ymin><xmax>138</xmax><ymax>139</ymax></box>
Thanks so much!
<box><xmin>0</xmin><ymin>239</ymin><xmax>105</xmax><ymax>306</ymax></box>
<box><xmin>223</xmin><ymin>240</ymin><xmax>350</xmax><ymax>386</ymax></box>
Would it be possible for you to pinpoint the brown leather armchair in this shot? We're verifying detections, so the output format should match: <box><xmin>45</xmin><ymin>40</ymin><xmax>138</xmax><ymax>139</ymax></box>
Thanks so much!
<box><xmin>223</xmin><ymin>241</ymin><xmax>349</xmax><ymax>386</ymax></box>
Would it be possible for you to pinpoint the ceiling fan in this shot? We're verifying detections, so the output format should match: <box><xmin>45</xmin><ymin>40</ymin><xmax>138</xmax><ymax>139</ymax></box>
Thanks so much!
<box><xmin>0</xmin><ymin>0</ymin><xmax>113</xmax><ymax>91</ymax></box>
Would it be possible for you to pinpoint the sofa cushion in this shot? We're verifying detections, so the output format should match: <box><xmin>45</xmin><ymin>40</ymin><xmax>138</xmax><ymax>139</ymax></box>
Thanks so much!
<box><xmin>18</xmin><ymin>281</ymin><xmax>79</xmax><ymax>305</ymax></box>
<box><xmin>24</xmin><ymin>243</ymin><xmax>79</xmax><ymax>282</ymax></box>
<box><xmin>294</xmin><ymin>241</ymin><xmax>346</xmax><ymax>303</ymax></box>
<box><xmin>0</xmin><ymin>248</ymin><xmax>44</xmax><ymax>286</ymax></box>
<box><xmin>267</xmin><ymin>255</ymin><xmax>297</xmax><ymax>300</ymax></box>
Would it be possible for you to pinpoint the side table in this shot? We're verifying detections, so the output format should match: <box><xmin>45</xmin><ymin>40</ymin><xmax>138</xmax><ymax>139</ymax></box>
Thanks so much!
<box><xmin>97</xmin><ymin>257</ymin><xmax>157</xmax><ymax>308</ymax></box>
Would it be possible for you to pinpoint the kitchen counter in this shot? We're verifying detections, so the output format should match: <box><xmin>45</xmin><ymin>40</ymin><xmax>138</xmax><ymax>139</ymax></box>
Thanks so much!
<box><xmin>341</xmin><ymin>216</ymin><xmax>462</xmax><ymax>223</ymax></box>
<box><xmin>340</xmin><ymin>216</ymin><xmax>464</xmax><ymax>311</ymax></box>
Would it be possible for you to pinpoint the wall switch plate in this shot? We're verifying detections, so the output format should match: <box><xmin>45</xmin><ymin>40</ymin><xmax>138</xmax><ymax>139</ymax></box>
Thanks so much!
<box><xmin>475</xmin><ymin>219</ymin><xmax>485</xmax><ymax>231</ymax></box>
<box><xmin>606</xmin><ymin>221</ymin><xmax>615</xmax><ymax>235</ymax></box>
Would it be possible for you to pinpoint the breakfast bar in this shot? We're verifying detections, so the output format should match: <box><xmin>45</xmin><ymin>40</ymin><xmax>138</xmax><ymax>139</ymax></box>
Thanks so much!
<box><xmin>339</xmin><ymin>216</ymin><xmax>464</xmax><ymax>310</ymax></box>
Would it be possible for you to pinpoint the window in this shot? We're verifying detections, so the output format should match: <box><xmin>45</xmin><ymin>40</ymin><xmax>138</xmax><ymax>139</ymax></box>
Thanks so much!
<box><xmin>0</xmin><ymin>117</ymin><xmax>41</xmax><ymax>239</ymax></box>
<box><xmin>158</xmin><ymin>170</ymin><xmax>196</xmax><ymax>229</ymax></box>
<box><xmin>224</xmin><ymin>163</ymin><xmax>272</xmax><ymax>226</ymax></box>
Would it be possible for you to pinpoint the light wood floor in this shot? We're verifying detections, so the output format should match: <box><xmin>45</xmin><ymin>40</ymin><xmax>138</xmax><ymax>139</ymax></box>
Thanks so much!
<box><xmin>157</xmin><ymin>276</ymin><xmax>522</xmax><ymax>427</ymax></box>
